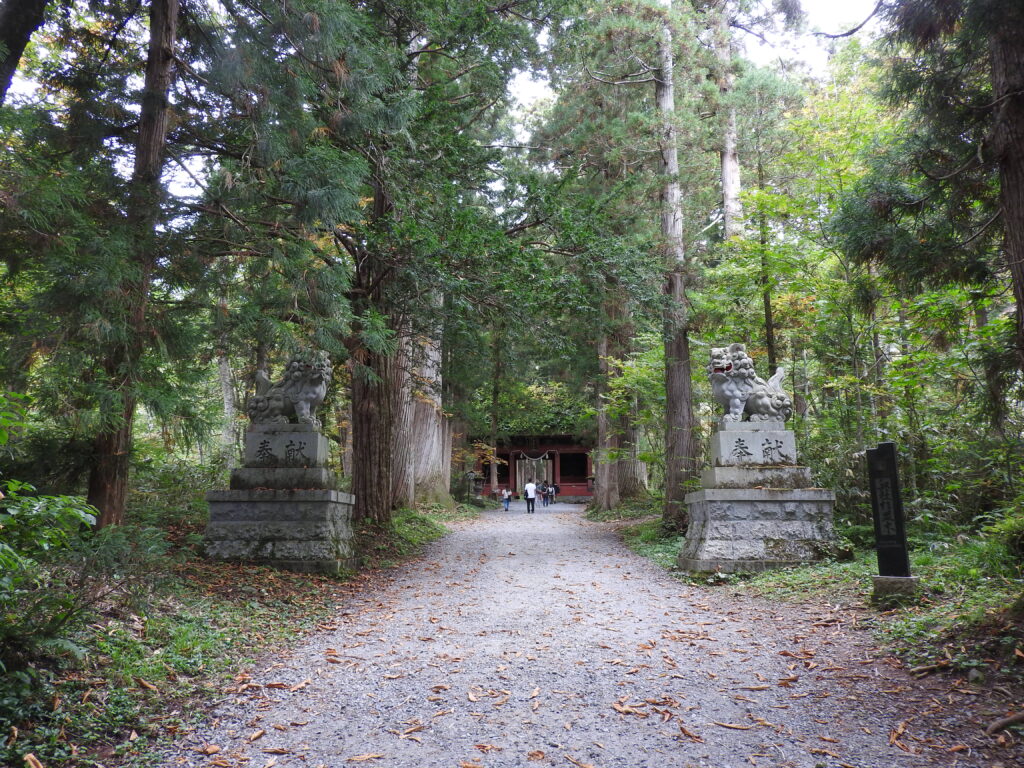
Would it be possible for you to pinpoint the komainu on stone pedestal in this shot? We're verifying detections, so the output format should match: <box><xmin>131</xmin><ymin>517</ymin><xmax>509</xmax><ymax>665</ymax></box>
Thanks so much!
<box><xmin>709</xmin><ymin>343</ymin><xmax>793</xmax><ymax>422</ymax></box>
<box><xmin>678</xmin><ymin>344</ymin><xmax>835</xmax><ymax>574</ymax></box>
<box><xmin>246</xmin><ymin>352</ymin><xmax>333</xmax><ymax>428</ymax></box>
<box><xmin>206</xmin><ymin>351</ymin><xmax>354</xmax><ymax>575</ymax></box>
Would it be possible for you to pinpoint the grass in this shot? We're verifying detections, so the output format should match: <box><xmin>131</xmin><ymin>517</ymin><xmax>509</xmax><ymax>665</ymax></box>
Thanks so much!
<box><xmin>2</xmin><ymin>482</ymin><xmax>464</xmax><ymax>767</ymax></box>
<box><xmin>621</xmin><ymin>518</ymin><xmax>686</xmax><ymax>569</ymax></box>
<box><xmin>585</xmin><ymin>495</ymin><xmax>661</xmax><ymax>522</ymax></box>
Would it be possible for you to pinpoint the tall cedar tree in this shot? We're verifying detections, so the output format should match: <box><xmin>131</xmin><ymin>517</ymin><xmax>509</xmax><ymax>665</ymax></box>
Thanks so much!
<box><xmin>840</xmin><ymin>0</ymin><xmax>1024</xmax><ymax>372</ymax></box>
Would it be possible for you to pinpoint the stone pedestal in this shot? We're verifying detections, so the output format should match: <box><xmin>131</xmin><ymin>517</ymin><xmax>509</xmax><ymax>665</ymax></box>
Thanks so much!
<box><xmin>678</xmin><ymin>421</ymin><xmax>835</xmax><ymax>574</ymax></box>
<box><xmin>205</xmin><ymin>425</ymin><xmax>355</xmax><ymax>575</ymax></box>
<box><xmin>871</xmin><ymin>575</ymin><xmax>919</xmax><ymax>602</ymax></box>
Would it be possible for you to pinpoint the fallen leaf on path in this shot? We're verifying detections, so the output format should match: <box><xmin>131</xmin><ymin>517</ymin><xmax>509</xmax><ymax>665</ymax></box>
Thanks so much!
<box><xmin>290</xmin><ymin>720</ymin><xmax>309</xmax><ymax>726</ymax></box>
<box><xmin>809</xmin><ymin>748</ymin><xmax>839</xmax><ymax>758</ymax></box>
<box><xmin>262</xmin><ymin>759</ymin><xmax>277</xmax><ymax>768</ymax></box>
<box><xmin>528</xmin><ymin>687</ymin><xmax>540</xmax><ymax>699</ymax></box>
<box><xmin>196</xmin><ymin>744</ymin><xmax>221</xmax><ymax>755</ymax></box>
<box><xmin>475</xmin><ymin>743</ymin><xmax>502</xmax><ymax>753</ymax></box>
<box><xmin>346</xmin><ymin>755</ymin><xmax>385</xmax><ymax>762</ymax></box>
<box><xmin>527</xmin><ymin>751</ymin><xmax>545</xmax><ymax>761</ymax></box>
<box><xmin>289</xmin><ymin>678</ymin><xmax>311</xmax><ymax>691</ymax></box>
<box><xmin>263</xmin><ymin>747</ymin><xmax>291</xmax><ymax>754</ymax></box>
<box><xmin>249</xmin><ymin>729</ymin><xmax>265</xmax><ymax>742</ymax></box>
<box><xmin>679</xmin><ymin>725</ymin><xmax>704</xmax><ymax>743</ymax></box>
<box><xmin>739</xmin><ymin>685</ymin><xmax>770</xmax><ymax>691</ymax></box>
<box><xmin>714</xmin><ymin>722</ymin><xmax>753</xmax><ymax>730</ymax></box>
<box><xmin>889</xmin><ymin>721</ymin><xmax>907</xmax><ymax>745</ymax></box>
<box><xmin>265</xmin><ymin>682</ymin><xmax>289</xmax><ymax>689</ymax></box>
<box><xmin>612</xmin><ymin>697</ymin><xmax>648</xmax><ymax>717</ymax></box>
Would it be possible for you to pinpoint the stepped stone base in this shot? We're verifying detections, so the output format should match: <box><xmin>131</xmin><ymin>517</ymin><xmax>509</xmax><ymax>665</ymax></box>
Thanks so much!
<box><xmin>678</xmin><ymin>488</ymin><xmax>836</xmax><ymax>574</ymax></box>
<box><xmin>206</xmin><ymin>489</ymin><xmax>355</xmax><ymax>575</ymax></box>
<box><xmin>229</xmin><ymin>466</ymin><xmax>336</xmax><ymax>490</ymax></box>
<box><xmin>700</xmin><ymin>465</ymin><xmax>813</xmax><ymax>489</ymax></box>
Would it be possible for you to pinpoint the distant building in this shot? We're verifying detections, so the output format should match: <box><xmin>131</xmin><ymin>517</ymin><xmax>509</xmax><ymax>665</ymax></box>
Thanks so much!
<box><xmin>477</xmin><ymin>434</ymin><xmax>594</xmax><ymax>502</ymax></box>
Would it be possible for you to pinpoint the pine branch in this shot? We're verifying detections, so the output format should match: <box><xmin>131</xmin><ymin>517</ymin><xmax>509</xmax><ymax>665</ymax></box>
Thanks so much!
<box><xmin>585</xmin><ymin>66</ymin><xmax>656</xmax><ymax>85</ymax></box>
<box><xmin>814</xmin><ymin>1</ymin><xmax>884</xmax><ymax>39</ymax></box>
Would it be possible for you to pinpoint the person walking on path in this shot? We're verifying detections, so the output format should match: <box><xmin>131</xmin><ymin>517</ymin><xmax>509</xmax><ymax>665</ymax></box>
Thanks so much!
<box><xmin>550</xmin><ymin>482</ymin><xmax>558</xmax><ymax>504</ymax></box>
<box><xmin>500</xmin><ymin>487</ymin><xmax>511</xmax><ymax>511</ymax></box>
<box><xmin>540</xmin><ymin>481</ymin><xmax>550</xmax><ymax>507</ymax></box>
<box><xmin>523</xmin><ymin>478</ymin><xmax>537</xmax><ymax>513</ymax></box>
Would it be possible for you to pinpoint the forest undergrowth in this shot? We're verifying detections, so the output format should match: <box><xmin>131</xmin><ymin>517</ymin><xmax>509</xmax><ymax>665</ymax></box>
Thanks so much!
<box><xmin>0</xmin><ymin>456</ymin><xmax>472</xmax><ymax>768</ymax></box>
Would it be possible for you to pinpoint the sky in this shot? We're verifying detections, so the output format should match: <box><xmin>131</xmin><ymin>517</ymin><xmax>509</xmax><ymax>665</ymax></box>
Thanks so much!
<box><xmin>510</xmin><ymin>0</ymin><xmax>884</xmax><ymax>113</ymax></box>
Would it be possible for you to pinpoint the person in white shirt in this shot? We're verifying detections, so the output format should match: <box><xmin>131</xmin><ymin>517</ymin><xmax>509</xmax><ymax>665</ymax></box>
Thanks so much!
<box><xmin>501</xmin><ymin>487</ymin><xmax>511</xmax><ymax>511</ymax></box>
<box><xmin>523</xmin><ymin>479</ymin><xmax>537</xmax><ymax>514</ymax></box>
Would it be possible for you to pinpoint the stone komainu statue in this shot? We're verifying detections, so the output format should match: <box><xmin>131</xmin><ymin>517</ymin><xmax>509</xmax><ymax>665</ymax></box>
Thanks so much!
<box><xmin>246</xmin><ymin>353</ymin><xmax>333</xmax><ymax>428</ymax></box>
<box><xmin>709</xmin><ymin>343</ymin><xmax>793</xmax><ymax>422</ymax></box>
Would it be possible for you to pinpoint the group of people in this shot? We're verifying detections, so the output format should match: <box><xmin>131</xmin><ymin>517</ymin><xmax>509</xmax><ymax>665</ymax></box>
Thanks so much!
<box><xmin>499</xmin><ymin>479</ymin><xmax>559</xmax><ymax>512</ymax></box>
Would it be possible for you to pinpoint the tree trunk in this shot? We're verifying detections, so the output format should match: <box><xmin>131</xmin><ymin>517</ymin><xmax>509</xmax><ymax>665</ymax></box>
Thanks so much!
<box><xmin>87</xmin><ymin>0</ymin><xmax>179</xmax><ymax>526</ymax></box>
<box><xmin>757</xmin><ymin>160</ymin><xmax>777</xmax><ymax>371</ymax></box>
<box><xmin>413</xmin><ymin>333</ymin><xmax>452</xmax><ymax>505</ymax></box>
<box><xmin>390</xmin><ymin>332</ymin><xmax>416</xmax><ymax>508</ymax></box>
<box><xmin>593</xmin><ymin>331</ymin><xmax>621</xmax><ymax>511</ymax></box>
<box><xmin>657</xmin><ymin>8</ymin><xmax>700</xmax><ymax>530</ymax></box>
<box><xmin>617</xmin><ymin>400</ymin><xmax>649</xmax><ymax>498</ymax></box>
<box><xmin>217</xmin><ymin>351</ymin><xmax>237</xmax><ymax>468</ymax></box>
<box><xmin>489</xmin><ymin>330</ymin><xmax>502</xmax><ymax>491</ymax></box>
<box><xmin>351</xmin><ymin>348</ymin><xmax>394</xmax><ymax>525</ymax></box>
<box><xmin>0</xmin><ymin>0</ymin><xmax>48</xmax><ymax>106</ymax></box>
<box><xmin>713</xmin><ymin>0</ymin><xmax>742</xmax><ymax>239</ymax></box>
<box><xmin>990</xmin><ymin>23</ymin><xmax>1024</xmax><ymax>372</ymax></box>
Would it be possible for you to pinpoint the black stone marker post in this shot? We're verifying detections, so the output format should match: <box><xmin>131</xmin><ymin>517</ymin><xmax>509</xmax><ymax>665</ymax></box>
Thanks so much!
<box><xmin>867</xmin><ymin>441</ymin><xmax>912</xmax><ymax>581</ymax></box>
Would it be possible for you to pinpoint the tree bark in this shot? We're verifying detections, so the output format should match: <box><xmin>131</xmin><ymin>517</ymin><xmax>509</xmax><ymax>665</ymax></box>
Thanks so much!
<box><xmin>657</xmin><ymin>8</ymin><xmax>700</xmax><ymax>530</ymax></box>
<box><xmin>593</xmin><ymin>330</ymin><xmax>621</xmax><ymax>511</ymax></box>
<box><xmin>217</xmin><ymin>351</ymin><xmax>237</xmax><ymax>468</ymax></box>
<box><xmin>0</xmin><ymin>0</ymin><xmax>48</xmax><ymax>106</ymax></box>
<box><xmin>616</xmin><ymin>400</ymin><xmax>649</xmax><ymax>498</ymax></box>
<box><xmin>489</xmin><ymin>329</ymin><xmax>502</xmax><ymax>491</ymax></box>
<box><xmin>712</xmin><ymin>0</ymin><xmax>742</xmax><ymax>239</ymax></box>
<box><xmin>87</xmin><ymin>0</ymin><xmax>179</xmax><ymax>527</ymax></box>
<box><xmin>413</xmin><ymin>331</ymin><xmax>451</xmax><ymax>504</ymax></box>
<box><xmin>756</xmin><ymin>159</ymin><xmax>777</xmax><ymax>371</ymax></box>
<box><xmin>390</xmin><ymin>332</ymin><xmax>416</xmax><ymax>508</ymax></box>
<box><xmin>351</xmin><ymin>348</ymin><xmax>394</xmax><ymax>525</ymax></box>
<box><xmin>990</xmin><ymin>20</ymin><xmax>1024</xmax><ymax>372</ymax></box>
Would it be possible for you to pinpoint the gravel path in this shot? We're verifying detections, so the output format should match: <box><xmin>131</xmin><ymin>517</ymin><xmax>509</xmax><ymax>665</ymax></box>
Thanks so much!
<box><xmin>169</xmin><ymin>503</ymin><xmax>1017</xmax><ymax>768</ymax></box>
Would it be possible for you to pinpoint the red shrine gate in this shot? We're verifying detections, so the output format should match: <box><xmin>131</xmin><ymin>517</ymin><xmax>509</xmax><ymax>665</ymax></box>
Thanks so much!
<box><xmin>477</xmin><ymin>435</ymin><xmax>594</xmax><ymax>502</ymax></box>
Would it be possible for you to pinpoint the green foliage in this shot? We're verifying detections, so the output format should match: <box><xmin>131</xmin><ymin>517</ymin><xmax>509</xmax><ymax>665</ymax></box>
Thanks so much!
<box><xmin>620</xmin><ymin>519</ymin><xmax>685</xmax><ymax>570</ymax></box>
<box><xmin>0</xmin><ymin>390</ymin><xmax>26</xmax><ymax>449</ymax></box>
<box><xmin>0</xmin><ymin>522</ymin><xmax>168</xmax><ymax>671</ymax></box>
<box><xmin>586</xmin><ymin>495</ymin><xmax>661</xmax><ymax>522</ymax></box>
<box><xmin>0</xmin><ymin>481</ymin><xmax>96</xmax><ymax>561</ymax></box>
<box><xmin>465</xmin><ymin>379</ymin><xmax>594</xmax><ymax>437</ymax></box>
